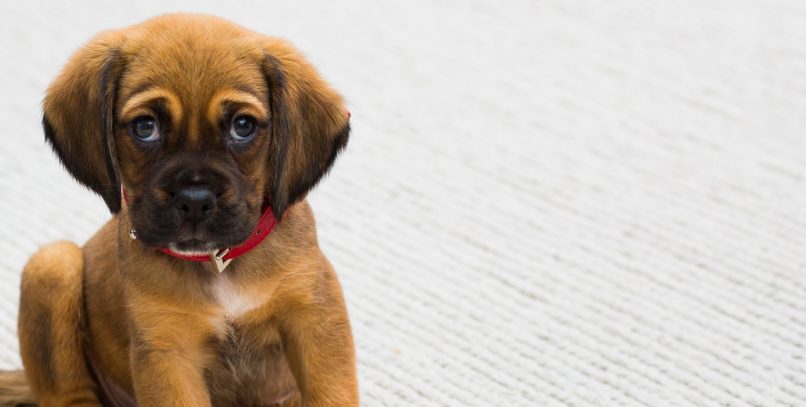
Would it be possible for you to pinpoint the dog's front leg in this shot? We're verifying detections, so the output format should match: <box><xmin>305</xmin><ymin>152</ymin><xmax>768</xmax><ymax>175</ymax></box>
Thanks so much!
<box><xmin>280</xmin><ymin>266</ymin><xmax>359</xmax><ymax>407</ymax></box>
<box><xmin>127</xmin><ymin>296</ymin><xmax>214</xmax><ymax>407</ymax></box>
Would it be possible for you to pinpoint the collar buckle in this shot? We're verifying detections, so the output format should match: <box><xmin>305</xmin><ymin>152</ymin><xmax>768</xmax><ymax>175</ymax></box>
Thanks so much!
<box><xmin>210</xmin><ymin>248</ymin><xmax>232</xmax><ymax>273</ymax></box>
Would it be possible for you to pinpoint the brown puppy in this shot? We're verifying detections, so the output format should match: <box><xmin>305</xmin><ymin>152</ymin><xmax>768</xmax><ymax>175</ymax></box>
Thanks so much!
<box><xmin>3</xmin><ymin>14</ymin><xmax>357</xmax><ymax>407</ymax></box>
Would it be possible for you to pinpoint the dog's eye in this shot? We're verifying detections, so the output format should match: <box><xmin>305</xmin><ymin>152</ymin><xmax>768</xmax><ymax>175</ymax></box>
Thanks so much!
<box><xmin>131</xmin><ymin>117</ymin><xmax>160</xmax><ymax>142</ymax></box>
<box><xmin>230</xmin><ymin>115</ymin><xmax>257</xmax><ymax>142</ymax></box>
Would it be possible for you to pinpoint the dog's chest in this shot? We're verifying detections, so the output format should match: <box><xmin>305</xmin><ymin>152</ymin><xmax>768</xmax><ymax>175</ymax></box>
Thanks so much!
<box><xmin>207</xmin><ymin>274</ymin><xmax>278</xmax><ymax>338</ymax></box>
<box><xmin>210</xmin><ymin>274</ymin><xmax>265</xmax><ymax>318</ymax></box>
<box><xmin>205</xmin><ymin>276</ymin><xmax>296</xmax><ymax>404</ymax></box>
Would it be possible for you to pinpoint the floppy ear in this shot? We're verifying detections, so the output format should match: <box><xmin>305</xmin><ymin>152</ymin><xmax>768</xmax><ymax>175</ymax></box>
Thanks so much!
<box><xmin>43</xmin><ymin>31</ymin><xmax>126</xmax><ymax>214</ymax></box>
<box><xmin>262</xmin><ymin>39</ymin><xmax>350</xmax><ymax>220</ymax></box>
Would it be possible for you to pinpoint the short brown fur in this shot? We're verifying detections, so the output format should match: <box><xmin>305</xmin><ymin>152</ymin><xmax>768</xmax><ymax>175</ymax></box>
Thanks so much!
<box><xmin>4</xmin><ymin>14</ymin><xmax>357</xmax><ymax>407</ymax></box>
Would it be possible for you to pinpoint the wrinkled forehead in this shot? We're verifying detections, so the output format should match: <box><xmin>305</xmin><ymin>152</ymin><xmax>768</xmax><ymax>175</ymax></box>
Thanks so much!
<box><xmin>116</xmin><ymin>30</ymin><xmax>269</xmax><ymax>125</ymax></box>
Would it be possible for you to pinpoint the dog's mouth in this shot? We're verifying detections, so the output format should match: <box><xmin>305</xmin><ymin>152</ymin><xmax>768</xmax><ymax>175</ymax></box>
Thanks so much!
<box><xmin>128</xmin><ymin>181</ymin><xmax>265</xmax><ymax>253</ymax></box>
<box><xmin>131</xmin><ymin>205</ymin><xmax>258</xmax><ymax>253</ymax></box>
<box><xmin>145</xmin><ymin>219</ymin><xmax>255</xmax><ymax>252</ymax></box>
<box><xmin>168</xmin><ymin>239</ymin><xmax>220</xmax><ymax>254</ymax></box>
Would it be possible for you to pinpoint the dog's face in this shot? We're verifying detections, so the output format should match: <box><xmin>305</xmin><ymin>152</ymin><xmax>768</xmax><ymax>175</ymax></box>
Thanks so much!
<box><xmin>43</xmin><ymin>15</ymin><xmax>349</xmax><ymax>252</ymax></box>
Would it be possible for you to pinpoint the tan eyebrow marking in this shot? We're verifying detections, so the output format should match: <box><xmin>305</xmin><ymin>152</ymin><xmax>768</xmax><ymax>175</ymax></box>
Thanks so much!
<box><xmin>206</xmin><ymin>89</ymin><xmax>268</xmax><ymax>125</ymax></box>
<box><xmin>120</xmin><ymin>87</ymin><xmax>184</xmax><ymax>123</ymax></box>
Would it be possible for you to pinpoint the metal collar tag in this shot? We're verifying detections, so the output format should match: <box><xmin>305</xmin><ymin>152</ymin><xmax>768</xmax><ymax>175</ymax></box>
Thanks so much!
<box><xmin>210</xmin><ymin>248</ymin><xmax>232</xmax><ymax>273</ymax></box>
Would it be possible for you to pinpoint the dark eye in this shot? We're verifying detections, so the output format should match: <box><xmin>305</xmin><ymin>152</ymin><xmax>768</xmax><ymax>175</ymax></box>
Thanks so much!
<box><xmin>230</xmin><ymin>115</ymin><xmax>257</xmax><ymax>142</ymax></box>
<box><xmin>131</xmin><ymin>117</ymin><xmax>159</xmax><ymax>142</ymax></box>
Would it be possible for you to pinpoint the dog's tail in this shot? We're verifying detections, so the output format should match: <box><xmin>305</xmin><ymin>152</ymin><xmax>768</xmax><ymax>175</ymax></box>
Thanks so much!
<box><xmin>0</xmin><ymin>370</ymin><xmax>35</xmax><ymax>406</ymax></box>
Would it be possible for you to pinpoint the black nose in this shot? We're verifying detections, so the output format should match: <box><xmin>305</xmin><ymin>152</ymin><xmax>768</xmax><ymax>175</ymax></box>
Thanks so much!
<box><xmin>172</xmin><ymin>186</ymin><xmax>216</xmax><ymax>223</ymax></box>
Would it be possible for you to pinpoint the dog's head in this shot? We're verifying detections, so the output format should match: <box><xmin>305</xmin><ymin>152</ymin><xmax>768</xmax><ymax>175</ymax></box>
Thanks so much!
<box><xmin>43</xmin><ymin>14</ymin><xmax>349</xmax><ymax>253</ymax></box>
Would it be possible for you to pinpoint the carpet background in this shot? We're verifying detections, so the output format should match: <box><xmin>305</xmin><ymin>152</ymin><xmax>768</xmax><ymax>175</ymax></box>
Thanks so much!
<box><xmin>1</xmin><ymin>1</ymin><xmax>805</xmax><ymax>405</ymax></box>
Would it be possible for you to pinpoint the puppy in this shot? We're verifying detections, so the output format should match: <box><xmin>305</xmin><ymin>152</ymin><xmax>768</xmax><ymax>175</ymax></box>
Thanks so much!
<box><xmin>3</xmin><ymin>14</ymin><xmax>357</xmax><ymax>407</ymax></box>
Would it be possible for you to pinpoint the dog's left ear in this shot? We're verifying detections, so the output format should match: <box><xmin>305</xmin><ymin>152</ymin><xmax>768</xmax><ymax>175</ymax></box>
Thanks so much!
<box><xmin>43</xmin><ymin>31</ymin><xmax>126</xmax><ymax>214</ymax></box>
<box><xmin>261</xmin><ymin>38</ymin><xmax>350</xmax><ymax>220</ymax></box>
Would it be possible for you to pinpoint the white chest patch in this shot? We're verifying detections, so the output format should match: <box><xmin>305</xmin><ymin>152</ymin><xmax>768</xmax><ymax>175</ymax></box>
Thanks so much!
<box><xmin>210</xmin><ymin>274</ymin><xmax>264</xmax><ymax>319</ymax></box>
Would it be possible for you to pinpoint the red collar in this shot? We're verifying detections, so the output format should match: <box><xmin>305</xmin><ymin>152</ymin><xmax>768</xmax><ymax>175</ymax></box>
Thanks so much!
<box><xmin>123</xmin><ymin>188</ymin><xmax>277</xmax><ymax>272</ymax></box>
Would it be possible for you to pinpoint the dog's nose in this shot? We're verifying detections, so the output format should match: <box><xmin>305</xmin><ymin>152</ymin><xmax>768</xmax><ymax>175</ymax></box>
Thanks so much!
<box><xmin>172</xmin><ymin>186</ymin><xmax>216</xmax><ymax>223</ymax></box>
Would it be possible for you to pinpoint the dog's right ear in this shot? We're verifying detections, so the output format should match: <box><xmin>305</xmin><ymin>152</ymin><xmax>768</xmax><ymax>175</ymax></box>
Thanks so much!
<box><xmin>43</xmin><ymin>31</ymin><xmax>126</xmax><ymax>214</ymax></box>
<box><xmin>260</xmin><ymin>38</ymin><xmax>350</xmax><ymax>221</ymax></box>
